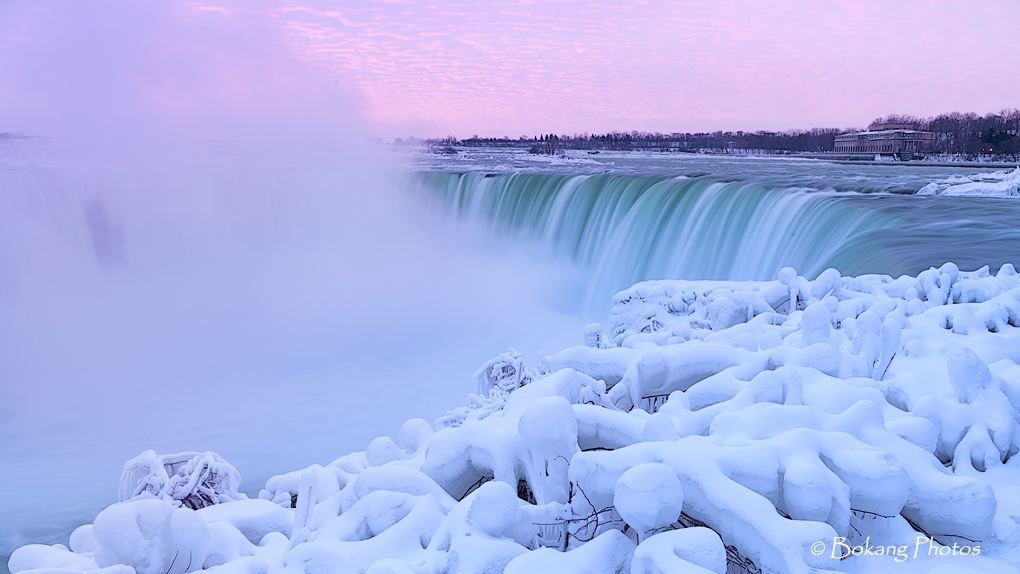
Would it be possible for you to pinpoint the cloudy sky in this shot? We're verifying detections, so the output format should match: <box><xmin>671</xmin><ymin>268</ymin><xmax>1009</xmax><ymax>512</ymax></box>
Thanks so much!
<box><xmin>1</xmin><ymin>0</ymin><xmax>1017</xmax><ymax>139</ymax></box>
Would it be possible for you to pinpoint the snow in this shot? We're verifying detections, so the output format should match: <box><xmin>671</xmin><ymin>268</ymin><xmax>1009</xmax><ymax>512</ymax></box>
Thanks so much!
<box><xmin>119</xmin><ymin>451</ymin><xmax>244</xmax><ymax>510</ymax></box>
<box><xmin>92</xmin><ymin>499</ymin><xmax>210</xmax><ymax>574</ymax></box>
<box><xmin>8</xmin><ymin>545</ymin><xmax>97</xmax><ymax>574</ymax></box>
<box><xmin>10</xmin><ymin>263</ymin><xmax>1020</xmax><ymax>574</ymax></box>
<box><xmin>631</xmin><ymin>527</ymin><xmax>725</xmax><ymax>574</ymax></box>
<box><xmin>504</xmin><ymin>529</ymin><xmax>634</xmax><ymax>574</ymax></box>
<box><xmin>613</xmin><ymin>464</ymin><xmax>684</xmax><ymax>537</ymax></box>
<box><xmin>196</xmin><ymin>500</ymin><xmax>293</xmax><ymax>546</ymax></box>
<box><xmin>917</xmin><ymin>167</ymin><xmax>1020</xmax><ymax>197</ymax></box>
<box><xmin>519</xmin><ymin>397</ymin><xmax>578</xmax><ymax>505</ymax></box>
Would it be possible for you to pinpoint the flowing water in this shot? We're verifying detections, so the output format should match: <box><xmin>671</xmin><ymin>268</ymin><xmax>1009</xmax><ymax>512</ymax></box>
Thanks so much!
<box><xmin>411</xmin><ymin>149</ymin><xmax>1020</xmax><ymax>310</ymax></box>
<box><xmin>1</xmin><ymin>141</ymin><xmax>1017</xmax><ymax>562</ymax></box>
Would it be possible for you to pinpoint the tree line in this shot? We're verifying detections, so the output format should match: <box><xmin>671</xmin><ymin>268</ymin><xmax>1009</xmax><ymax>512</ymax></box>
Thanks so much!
<box><xmin>411</xmin><ymin>109</ymin><xmax>1019</xmax><ymax>159</ymax></box>
<box><xmin>870</xmin><ymin>110</ymin><xmax>1019</xmax><ymax>157</ymax></box>
<box><xmin>446</xmin><ymin>129</ymin><xmax>846</xmax><ymax>154</ymax></box>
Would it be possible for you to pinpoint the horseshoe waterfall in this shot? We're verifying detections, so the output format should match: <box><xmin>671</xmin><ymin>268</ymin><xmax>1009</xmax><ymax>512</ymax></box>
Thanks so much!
<box><xmin>6</xmin><ymin>143</ymin><xmax>1020</xmax><ymax>574</ymax></box>
<box><xmin>412</xmin><ymin>167</ymin><xmax>1020</xmax><ymax>310</ymax></box>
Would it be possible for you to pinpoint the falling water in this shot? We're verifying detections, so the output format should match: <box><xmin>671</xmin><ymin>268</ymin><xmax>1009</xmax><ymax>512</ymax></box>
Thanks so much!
<box><xmin>412</xmin><ymin>168</ymin><xmax>1020</xmax><ymax>309</ymax></box>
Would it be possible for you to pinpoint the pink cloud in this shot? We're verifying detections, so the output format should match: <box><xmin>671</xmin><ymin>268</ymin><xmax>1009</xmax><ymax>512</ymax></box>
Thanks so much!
<box><xmin>0</xmin><ymin>0</ymin><xmax>364</xmax><ymax>140</ymax></box>
<box><xmin>276</xmin><ymin>0</ymin><xmax>1020</xmax><ymax>137</ymax></box>
<box><xmin>2</xmin><ymin>0</ymin><xmax>1016</xmax><ymax>139</ymax></box>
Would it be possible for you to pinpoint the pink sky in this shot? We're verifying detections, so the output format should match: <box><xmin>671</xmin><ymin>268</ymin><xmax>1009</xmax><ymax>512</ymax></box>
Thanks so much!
<box><xmin>1</xmin><ymin>0</ymin><xmax>1017</xmax><ymax>139</ymax></box>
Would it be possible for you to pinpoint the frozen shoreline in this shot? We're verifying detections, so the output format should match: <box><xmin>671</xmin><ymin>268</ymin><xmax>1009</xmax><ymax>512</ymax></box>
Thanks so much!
<box><xmin>10</xmin><ymin>263</ymin><xmax>1020</xmax><ymax>574</ymax></box>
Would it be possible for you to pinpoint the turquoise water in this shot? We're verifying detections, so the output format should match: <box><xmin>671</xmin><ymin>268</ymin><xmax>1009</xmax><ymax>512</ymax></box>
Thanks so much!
<box><xmin>410</xmin><ymin>153</ymin><xmax>1020</xmax><ymax>309</ymax></box>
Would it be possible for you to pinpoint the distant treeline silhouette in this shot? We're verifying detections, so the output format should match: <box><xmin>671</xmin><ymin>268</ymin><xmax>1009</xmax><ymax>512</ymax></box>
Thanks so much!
<box><xmin>875</xmin><ymin>111</ymin><xmax>1019</xmax><ymax>157</ymax></box>
<box><xmin>414</xmin><ymin>109</ymin><xmax>1019</xmax><ymax>159</ymax></box>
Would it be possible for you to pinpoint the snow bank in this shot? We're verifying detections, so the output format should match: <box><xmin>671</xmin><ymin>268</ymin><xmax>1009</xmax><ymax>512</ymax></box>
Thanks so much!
<box><xmin>917</xmin><ymin>167</ymin><xmax>1020</xmax><ymax>197</ymax></box>
<box><xmin>11</xmin><ymin>263</ymin><xmax>1020</xmax><ymax>574</ymax></box>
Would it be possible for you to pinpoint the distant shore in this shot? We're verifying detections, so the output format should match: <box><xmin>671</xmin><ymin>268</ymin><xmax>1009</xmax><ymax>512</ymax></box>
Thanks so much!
<box><xmin>826</xmin><ymin>159</ymin><xmax>1018</xmax><ymax>169</ymax></box>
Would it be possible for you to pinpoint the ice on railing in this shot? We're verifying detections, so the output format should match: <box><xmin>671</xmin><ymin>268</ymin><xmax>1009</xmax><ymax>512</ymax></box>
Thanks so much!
<box><xmin>11</xmin><ymin>263</ymin><xmax>1020</xmax><ymax>574</ymax></box>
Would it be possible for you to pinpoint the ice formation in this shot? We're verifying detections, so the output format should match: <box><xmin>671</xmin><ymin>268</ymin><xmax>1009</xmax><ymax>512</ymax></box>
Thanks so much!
<box><xmin>118</xmin><ymin>451</ymin><xmax>245</xmax><ymax>510</ymax></box>
<box><xmin>917</xmin><ymin>167</ymin><xmax>1020</xmax><ymax>197</ymax></box>
<box><xmin>11</xmin><ymin>263</ymin><xmax>1020</xmax><ymax>574</ymax></box>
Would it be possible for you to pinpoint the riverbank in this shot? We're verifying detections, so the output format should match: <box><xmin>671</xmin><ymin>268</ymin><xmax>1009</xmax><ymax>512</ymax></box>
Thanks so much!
<box><xmin>829</xmin><ymin>159</ymin><xmax>1019</xmax><ymax>169</ymax></box>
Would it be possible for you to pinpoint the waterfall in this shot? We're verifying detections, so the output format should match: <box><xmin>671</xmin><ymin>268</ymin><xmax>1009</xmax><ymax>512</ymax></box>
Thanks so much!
<box><xmin>412</xmin><ymin>170</ymin><xmax>1020</xmax><ymax>310</ymax></box>
<box><xmin>412</xmin><ymin>172</ymin><xmax>892</xmax><ymax>305</ymax></box>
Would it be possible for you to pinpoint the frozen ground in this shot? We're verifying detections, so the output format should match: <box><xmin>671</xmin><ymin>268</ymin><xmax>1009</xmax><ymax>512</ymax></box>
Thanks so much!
<box><xmin>917</xmin><ymin>167</ymin><xmax>1020</xmax><ymax>197</ymax></box>
<box><xmin>10</xmin><ymin>263</ymin><xmax>1020</xmax><ymax>574</ymax></box>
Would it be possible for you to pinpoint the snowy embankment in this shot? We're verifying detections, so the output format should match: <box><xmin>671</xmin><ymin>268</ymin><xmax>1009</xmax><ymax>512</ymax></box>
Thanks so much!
<box><xmin>917</xmin><ymin>167</ymin><xmax>1020</xmax><ymax>197</ymax></box>
<box><xmin>11</xmin><ymin>263</ymin><xmax>1020</xmax><ymax>574</ymax></box>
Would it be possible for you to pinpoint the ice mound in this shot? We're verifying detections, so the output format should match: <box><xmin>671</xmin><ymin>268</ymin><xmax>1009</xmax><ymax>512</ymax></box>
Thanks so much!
<box><xmin>917</xmin><ymin>167</ymin><xmax>1020</xmax><ymax>197</ymax></box>
<box><xmin>11</xmin><ymin>263</ymin><xmax>1020</xmax><ymax>574</ymax></box>
<box><xmin>119</xmin><ymin>451</ymin><xmax>245</xmax><ymax>510</ymax></box>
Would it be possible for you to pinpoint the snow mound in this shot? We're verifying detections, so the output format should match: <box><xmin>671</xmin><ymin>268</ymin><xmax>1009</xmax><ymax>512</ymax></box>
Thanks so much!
<box><xmin>119</xmin><ymin>450</ymin><xmax>245</xmax><ymax>510</ymax></box>
<box><xmin>12</xmin><ymin>263</ymin><xmax>1020</xmax><ymax>574</ymax></box>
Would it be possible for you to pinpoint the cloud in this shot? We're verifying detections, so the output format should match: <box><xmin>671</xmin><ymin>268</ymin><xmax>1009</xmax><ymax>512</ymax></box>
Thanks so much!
<box><xmin>0</xmin><ymin>0</ymin><xmax>365</xmax><ymax>140</ymax></box>
<box><xmin>267</xmin><ymin>0</ymin><xmax>1020</xmax><ymax>137</ymax></box>
<box><xmin>3</xmin><ymin>0</ymin><xmax>1018</xmax><ymax>140</ymax></box>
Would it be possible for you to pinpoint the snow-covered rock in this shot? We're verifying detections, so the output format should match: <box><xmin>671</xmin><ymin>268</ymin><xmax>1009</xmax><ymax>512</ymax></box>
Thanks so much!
<box><xmin>14</xmin><ymin>263</ymin><xmax>1020</xmax><ymax>574</ymax></box>
<box><xmin>93</xmin><ymin>499</ymin><xmax>210</xmax><ymax>574</ymax></box>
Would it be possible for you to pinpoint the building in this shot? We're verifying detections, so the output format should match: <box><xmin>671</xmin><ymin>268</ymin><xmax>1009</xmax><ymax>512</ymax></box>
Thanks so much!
<box><xmin>834</xmin><ymin>124</ymin><xmax>935</xmax><ymax>155</ymax></box>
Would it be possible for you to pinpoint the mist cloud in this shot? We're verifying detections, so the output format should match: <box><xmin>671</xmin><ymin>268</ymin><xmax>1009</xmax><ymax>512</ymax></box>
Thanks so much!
<box><xmin>0</xmin><ymin>1</ymin><xmax>364</xmax><ymax>140</ymax></box>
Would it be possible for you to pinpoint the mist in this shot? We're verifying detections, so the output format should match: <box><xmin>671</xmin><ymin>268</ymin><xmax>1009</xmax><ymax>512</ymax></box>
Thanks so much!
<box><xmin>0</xmin><ymin>139</ymin><xmax>584</xmax><ymax>553</ymax></box>
<box><xmin>0</xmin><ymin>1</ymin><xmax>585</xmax><ymax>558</ymax></box>
<box><xmin>0</xmin><ymin>0</ymin><xmax>361</xmax><ymax>141</ymax></box>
